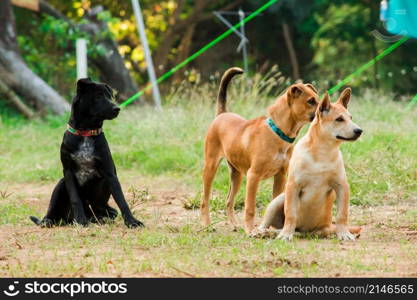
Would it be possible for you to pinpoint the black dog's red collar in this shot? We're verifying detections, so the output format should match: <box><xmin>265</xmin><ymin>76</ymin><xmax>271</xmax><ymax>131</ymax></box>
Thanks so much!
<box><xmin>67</xmin><ymin>124</ymin><xmax>103</xmax><ymax>137</ymax></box>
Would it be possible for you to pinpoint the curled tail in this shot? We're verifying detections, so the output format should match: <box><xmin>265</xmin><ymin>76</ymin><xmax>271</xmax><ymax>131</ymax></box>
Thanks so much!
<box><xmin>216</xmin><ymin>67</ymin><xmax>244</xmax><ymax>116</ymax></box>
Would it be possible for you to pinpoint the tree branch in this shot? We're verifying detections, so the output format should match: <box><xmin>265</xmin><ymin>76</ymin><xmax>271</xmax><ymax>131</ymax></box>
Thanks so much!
<box><xmin>0</xmin><ymin>76</ymin><xmax>35</xmax><ymax>119</ymax></box>
<box><xmin>39</xmin><ymin>0</ymin><xmax>72</xmax><ymax>24</ymax></box>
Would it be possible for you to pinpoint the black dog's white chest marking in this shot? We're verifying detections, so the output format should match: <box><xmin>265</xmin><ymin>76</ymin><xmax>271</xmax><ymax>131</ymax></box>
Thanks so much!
<box><xmin>71</xmin><ymin>138</ymin><xmax>99</xmax><ymax>185</ymax></box>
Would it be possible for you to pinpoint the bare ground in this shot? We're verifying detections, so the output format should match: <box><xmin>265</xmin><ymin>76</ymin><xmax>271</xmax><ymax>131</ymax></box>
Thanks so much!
<box><xmin>0</xmin><ymin>179</ymin><xmax>416</xmax><ymax>277</ymax></box>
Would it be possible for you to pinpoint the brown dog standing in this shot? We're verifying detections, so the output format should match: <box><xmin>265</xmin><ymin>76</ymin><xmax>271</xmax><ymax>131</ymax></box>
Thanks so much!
<box><xmin>200</xmin><ymin>67</ymin><xmax>319</xmax><ymax>234</ymax></box>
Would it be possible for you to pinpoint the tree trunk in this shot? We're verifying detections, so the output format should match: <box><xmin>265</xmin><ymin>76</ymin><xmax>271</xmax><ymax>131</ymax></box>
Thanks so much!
<box><xmin>153</xmin><ymin>0</ymin><xmax>188</xmax><ymax>74</ymax></box>
<box><xmin>0</xmin><ymin>0</ymin><xmax>70</xmax><ymax>115</ymax></box>
<box><xmin>0</xmin><ymin>48</ymin><xmax>70</xmax><ymax>115</ymax></box>
<box><xmin>173</xmin><ymin>24</ymin><xmax>196</xmax><ymax>82</ymax></box>
<box><xmin>0</xmin><ymin>76</ymin><xmax>35</xmax><ymax>119</ymax></box>
<box><xmin>282</xmin><ymin>22</ymin><xmax>300</xmax><ymax>80</ymax></box>
<box><xmin>91</xmin><ymin>38</ymin><xmax>139</xmax><ymax>101</ymax></box>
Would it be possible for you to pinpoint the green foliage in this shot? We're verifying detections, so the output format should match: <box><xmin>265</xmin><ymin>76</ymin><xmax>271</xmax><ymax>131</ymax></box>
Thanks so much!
<box><xmin>0</xmin><ymin>97</ymin><xmax>24</xmax><ymax>126</ymax></box>
<box><xmin>311</xmin><ymin>4</ymin><xmax>373</xmax><ymax>86</ymax></box>
<box><xmin>13</xmin><ymin>7</ymin><xmax>116</xmax><ymax>100</ymax></box>
<box><xmin>303</xmin><ymin>0</ymin><xmax>417</xmax><ymax>93</ymax></box>
<box><xmin>7</xmin><ymin>0</ymin><xmax>417</xmax><ymax>112</ymax></box>
<box><xmin>38</xmin><ymin>16</ymin><xmax>112</xmax><ymax>59</ymax></box>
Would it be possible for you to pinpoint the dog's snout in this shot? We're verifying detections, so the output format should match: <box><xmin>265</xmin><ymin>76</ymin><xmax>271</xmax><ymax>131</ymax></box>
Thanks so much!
<box><xmin>354</xmin><ymin>128</ymin><xmax>363</xmax><ymax>136</ymax></box>
<box><xmin>113</xmin><ymin>106</ymin><xmax>120</xmax><ymax>113</ymax></box>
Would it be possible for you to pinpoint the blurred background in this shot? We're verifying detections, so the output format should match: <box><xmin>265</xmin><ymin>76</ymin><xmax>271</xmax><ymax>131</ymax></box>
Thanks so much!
<box><xmin>0</xmin><ymin>1</ymin><xmax>416</xmax><ymax>277</ymax></box>
<box><xmin>1</xmin><ymin>0</ymin><xmax>417</xmax><ymax>117</ymax></box>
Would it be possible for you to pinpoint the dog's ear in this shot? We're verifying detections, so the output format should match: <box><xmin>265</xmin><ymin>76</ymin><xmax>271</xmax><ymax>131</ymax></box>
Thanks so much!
<box><xmin>76</xmin><ymin>77</ymin><xmax>93</xmax><ymax>93</ymax></box>
<box><xmin>337</xmin><ymin>87</ymin><xmax>351</xmax><ymax>108</ymax></box>
<box><xmin>288</xmin><ymin>84</ymin><xmax>304</xmax><ymax>101</ymax></box>
<box><xmin>318</xmin><ymin>92</ymin><xmax>331</xmax><ymax>115</ymax></box>
<box><xmin>304</xmin><ymin>83</ymin><xmax>317</xmax><ymax>94</ymax></box>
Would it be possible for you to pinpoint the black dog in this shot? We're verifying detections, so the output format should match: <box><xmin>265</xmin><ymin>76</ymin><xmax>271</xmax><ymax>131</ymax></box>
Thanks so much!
<box><xmin>30</xmin><ymin>78</ymin><xmax>144</xmax><ymax>228</ymax></box>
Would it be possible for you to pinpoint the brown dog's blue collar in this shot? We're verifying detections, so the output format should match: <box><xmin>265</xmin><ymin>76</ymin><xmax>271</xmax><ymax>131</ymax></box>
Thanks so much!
<box><xmin>67</xmin><ymin>124</ymin><xmax>103</xmax><ymax>137</ymax></box>
<box><xmin>266</xmin><ymin>118</ymin><xmax>296</xmax><ymax>144</ymax></box>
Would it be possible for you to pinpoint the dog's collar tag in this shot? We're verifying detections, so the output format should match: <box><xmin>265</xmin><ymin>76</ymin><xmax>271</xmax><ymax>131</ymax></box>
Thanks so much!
<box><xmin>67</xmin><ymin>124</ymin><xmax>103</xmax><ymax>137</ymax></box>
<box><xmin>266</xmin><ymin>118</ymin><xmax>296</xmax><ymax>144</ymax></box>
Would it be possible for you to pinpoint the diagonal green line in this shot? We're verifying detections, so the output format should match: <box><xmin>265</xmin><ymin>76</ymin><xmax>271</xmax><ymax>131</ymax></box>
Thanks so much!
<box><xmin>120</xmin><ymin>0</ymin><xmax>281</xmax><ymax>108</ymax></box>
<box><xmin>406</xmin><ymin>94</ymin><xmax>417</xmax><ymax>109</ymax></box>
<box><xmin>328</xmin><ymin>36</ymin><xmax>409</xmax><ymax>95</ymax></box>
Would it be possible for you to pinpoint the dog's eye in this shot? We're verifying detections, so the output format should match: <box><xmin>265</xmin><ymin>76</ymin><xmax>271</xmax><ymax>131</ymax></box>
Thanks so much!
<box><xmin>335</xmin><ymin>117</ymin><xmax>344</xmax><ymax>122</ymax></box>
<box><xmin>307</xmin><ymin>98</ymin><xmax>316</xmax><ymax>106</ymax></box>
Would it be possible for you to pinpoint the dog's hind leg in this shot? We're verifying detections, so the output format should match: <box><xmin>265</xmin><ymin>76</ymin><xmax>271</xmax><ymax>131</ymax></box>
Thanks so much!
<box><xmin>250</xmin><ymin>194</ymin><xmax>285</xmax><ymax>238</ymax></box>
<box><xmin>88</xmin><ymin>179</ymin><xmax>118</xmax><ymax>223</ymax></box>
<box><xmin>259</xmin><ymin>193</ymin><xmax>285</xmax><ymax>230</ymax></box>
<box><xmin>316</xmin><ymin>224</ymin><xmax>362</xmax><ymax>238</ymax></box>
<box><xmin>226</xmin><ymin>161</ymin><xmax>243</xmax><ymax>228</ymax></box>
<box><xmin>273</xmin><ymin>169</ymin><xmax>287</xmax><ymax>199</ymax></box>
<box><xmin>30</xmin><ymin>178</ymin><xmax>71</xmax><ymax>227</ymax></box>
<box><xmin>348</xmin><ymin>226</ymin><xmax>362</xmax><ymax>235</ymax></box>
<box><xmin>200</xmin><ymin>145</ymin><xmax>222</xmax><ymax>227</ymax></box>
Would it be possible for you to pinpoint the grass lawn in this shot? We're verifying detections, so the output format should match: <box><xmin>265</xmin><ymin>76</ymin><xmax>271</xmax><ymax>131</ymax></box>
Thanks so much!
<box><xmin>0</xmin><ymin>82</ymin><xmax>416</xmax><ymax>277</ymax></box>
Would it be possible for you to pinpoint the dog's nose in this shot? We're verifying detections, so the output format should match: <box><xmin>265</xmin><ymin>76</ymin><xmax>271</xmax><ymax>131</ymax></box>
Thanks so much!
<box><xmin>354</xmin><ymin>128</ymin><xmax>363</xmax><ymax>136</ymax></box>
<box><xmin>113</xmin><ymin>107</ymin><xmax>120</xmax><ymax>113</ymax></box>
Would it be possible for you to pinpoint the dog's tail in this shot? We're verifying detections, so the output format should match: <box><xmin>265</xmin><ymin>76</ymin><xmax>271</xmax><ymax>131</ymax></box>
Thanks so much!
<box><xmin>29</xmin><ymin>216</ymin><xmax>41</xmax><ymax>226</ymax></box>
<box><xmin>216</xmin><ymin>67</ymin><xmax>244</xmax><ymax>116</ymax></box>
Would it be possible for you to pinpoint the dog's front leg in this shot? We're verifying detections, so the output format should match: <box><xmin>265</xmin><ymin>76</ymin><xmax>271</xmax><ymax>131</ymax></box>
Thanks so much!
<box><xmin>106</xmin><ymin>175</ymin><xmax>144</xmax><ymax>228</ymax></box>
<box><xmin>63</xmin><ymin>170</ymin><xmax>88</xmax><ymax>226</ymax></box>
<box><xmin>244</xmin><ymin>171</ymin><xmax>261</xmax><ymax>234</ymax></box>
<box><xmin>334</xmin><ymin>182</ymin><xmax>355</xmax><ymax>241</ymax></box>
<box><xmin>96</xmin><ymin>148</ymin><xmax>144</xmax><ymax>228</ymax></box>
<box><xmin>277</xmin><ymin>182</ymin><xmax>298</xmax><ymax>241</ymax></box>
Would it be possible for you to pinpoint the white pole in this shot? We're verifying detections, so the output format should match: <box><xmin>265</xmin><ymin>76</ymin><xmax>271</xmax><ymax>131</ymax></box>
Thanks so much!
<box><xmin>76</xmin><ymin>38</ymin><xmax>88</xmax><ymax>79</ymax></box>
<box><xmin>238</xmin><ymin>9</ymin><xmax>248</xmax><ymax>73</ymax></box>
<box><xmin>131</xmin><ymin>0</ymin><xmax>162</xmax><ymax>110</ymax></box>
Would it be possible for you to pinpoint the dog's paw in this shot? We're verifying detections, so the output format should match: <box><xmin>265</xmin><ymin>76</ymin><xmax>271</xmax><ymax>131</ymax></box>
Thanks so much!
<box><xmin>226</xmin><ymin>222</ymin><xmax>239</xmax><ymax>232</ymax></box>
<box><xmin>277</xmin><ymin>231</ymin><xmax>294</xmax><ymax>241</ymax></box>
<box><xmin>249</xmin><ymin>228</ymin><xmax>266</xmax><ymax>238</ymax></box>
<box><xmin>125</xmin><ymin>218</ymin><xmax>145</xmax><ymax>228</ymax></box>
<box><xmin>250</xmin><ymin>228</ymin><xmax>279</xmax><ymax>239</ymax></box>
<box><xmin>39</xmin><ymin>218</ymin><xmax>54</xmax><ymax>228</ymax></box>
<box><xmin>336</xmin><ymin>230</ymin><xmax>356</xmax><ymax>241</ymax></box>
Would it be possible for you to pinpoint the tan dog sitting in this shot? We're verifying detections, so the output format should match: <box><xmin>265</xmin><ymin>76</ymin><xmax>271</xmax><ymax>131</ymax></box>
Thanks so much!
<box><xmin>200</xmin><ymin>67</ymin><xmax>319</xmax><ymax>234</ymax></box>
<box><xmin>257</xmin><ymin>88</ymin><xmax>362</xmax><ymax>241</ymax></box>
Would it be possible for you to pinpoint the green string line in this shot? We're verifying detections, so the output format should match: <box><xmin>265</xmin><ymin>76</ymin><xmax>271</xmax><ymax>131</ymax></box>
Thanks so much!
<box><xmin>121</xmin><ymin>1</ymin><xmax>409</xmax><ymax>107</ymax></box>
<box><xmin>120</xmin><ymin>0</ymin><xmax>280</xmax><ymax>108</ymax></box>
<box><xmin>328</xmin><ymin>36</ymin><xmax>409</xmax><ymax>95</ymax></box>
<box><xmin>406</xmin><ymin>94</ymin><xmax>417</xmax><ymax>109</ymax></box>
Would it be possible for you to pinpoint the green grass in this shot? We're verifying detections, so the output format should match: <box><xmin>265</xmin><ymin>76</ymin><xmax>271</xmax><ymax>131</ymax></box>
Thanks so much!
<box><xmin>1</xmin><ymin>84</ymin><xmax>416</xmax><ymax>208</ymax></box>
<box><xmin>0</xmin><ymin>79</ymin><xmax>416</xmax><ymax>277</ymax></box>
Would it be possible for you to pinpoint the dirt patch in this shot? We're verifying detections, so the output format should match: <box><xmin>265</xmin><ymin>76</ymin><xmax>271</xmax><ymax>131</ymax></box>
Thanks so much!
<box><xmin>0</xmin><ymin>180</ymin><xmax>416</xmax><ymax>277</ymax></box>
